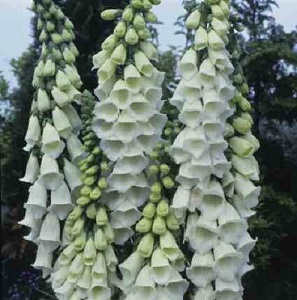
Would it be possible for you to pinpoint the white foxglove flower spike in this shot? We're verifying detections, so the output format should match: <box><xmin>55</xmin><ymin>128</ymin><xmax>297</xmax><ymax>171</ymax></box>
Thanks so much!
<box><xmin>20</xmin><ymin>153</ymin><xmax>39</xmax><ymax>183</ymax></box>
<box><xmin>24</xmin><ymin>115</ymin><xmax>41</xmax><ymax>151</ymax></box>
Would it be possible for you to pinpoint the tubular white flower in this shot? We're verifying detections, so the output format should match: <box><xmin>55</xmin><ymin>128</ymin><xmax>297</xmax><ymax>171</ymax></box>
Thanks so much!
<box><xmin>62</xmin><ymin>104</ymin><xmax>82</xmax><ymax>134</ymax></box>
<box><xmin>179</xmin><ymin>48</ymin><xmax>198</xmax><ymax>79</ymax></box>
<box><xmin>49</xmin><ymin>181</ymin><xmax>74</xmax><ymax>220</ymax></box>
<box><xmin>151</xmin><ymin>248</ymin><xmax>173</xmax><ymax>285</ymax></box>
<box><xmin>52</xmin><ymin>106</ymin><xmax>72</xmax><ymax>139</ymax></box>
<box><xmin>24</xmin><ymin>115</ymin><xmax>41</xmax><ymax>150</ymax></box>
<box><xmin>38</xmin><ymin>155</ymin><xmax>64</xmax><ymax>190</ymax></box>
<box><xmin>66</xmin><ymin>133</ymin><xmax>85</xmax><ymax>164</ymax></box>
<box><xmin>194</xmin><ymin>284</ymin><xmax>215</xmax><ymax>299</ymax></box>
<box><xmin>20</xmin><ymin>153</ymin><xmax>39</xmax><ymax>183</ymax></box>
<box><xmin>194</xmin><ymin>26</ymin><xmax>208</xmax><ymax>50</ymax></box>
<box><xmin>41</xmin><ymin>122</ymin><xmax>65</xmax><ymax>158</ymax></box>
<box><xmin>32</xmin><ymin>243</ymin><xmax>53</xmax><ymax>277</ymax></box>
<box><xmin>24</xmin><ymin>180</ymin><xmax>47</xmax><ymax>219</ymax></box>
<box><xmin>52</xmin><ymin>86</ymin><xmax>72</xmax><ymax>107</ymax></box>
<box><xmin>63</xmin><ymin>158</ymin><xmax>82</xmax><ymax>198</ymax></box>
<box><xmin>94</xmin><ymin>76</ymin><xmax>116</xmax><ymax>101</ymax></box>
<box><xmin>124</xmin><ymin>64</ymin><xmax>142</xmax><ymax>93</ymax></box>
<box><xmin>134</xmin><ymin>50</ymin><xmax>154</xmax><ymax>77</ymax></box>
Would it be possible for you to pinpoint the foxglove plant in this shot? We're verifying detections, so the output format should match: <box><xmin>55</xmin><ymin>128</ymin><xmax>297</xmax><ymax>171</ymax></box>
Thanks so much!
<box><xmin>169</xmin><ymin>0</ymin><xmax>260</xmax><ymax>298</ymax></box>
<box><xmin>50</xmin><ymin>92</ymin><xmax>120</xmax><ymax>300</ymax></box>
<box><xmin>19</xmin><ymin>0</ymin><xmax>83</xmax><ymax>278</ymax></box>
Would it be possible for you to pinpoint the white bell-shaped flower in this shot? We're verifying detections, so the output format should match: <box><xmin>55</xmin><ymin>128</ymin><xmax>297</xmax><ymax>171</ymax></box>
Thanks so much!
<box><xmin>24</xmin><ymin>115</ymin><xmax>41</xmax><ymax>150</ymax></box>
<box><xmin>208</xmin><ymin>29</ymin><xmax>225</xmax><ymax>50</ymax></box>
<box><xmin>58</xmin><ymin>243</ymin><xmax>77</xmax><ymax>266</ymax></box>
<box><xmin>52</xmin><ymin>86</ymin><xmax>71</xmax><ymax>107</ymax></box>
<box><xmin>124</xmin><ymin>64</ymin><xmax>142</xmax><ymax>92</ymax></box>
<box><xmin>195</xmin><ymin>27</ymin><xmax>208</xmax><ymax>50</ymax></box>
<box><xmin>113</xmin><ymin>227</ymin><xmax>134</xmax><ymax>245</ymax></box>
<box><xmin>171</xmin><ymin>186</ymin><xmax>191</xmax><ymax>220</ymax></box>
<box><xmin>160</xmin><ymin>231</ymin><xmax>183</xmax><ymax>262</ymax></box>
<box><xmin>218</xmin><ymin>203</ymin><xmax>248</xmax><ymax>244</ymax></box>
<box><xmin>19</xmin><ymin>208</ymin><xmax>42</xmax><ymax>234</ymax></box>
<box><xmin>151</xmin><ymin>248</ymin><xmax>173</xmax><ymax>285</ymax></box>
<box><xmin>98</xmin><ymin>59</ymin><xmax>117</xmax><ymax>82</ymax></box>
<box><xmin>104</xmin><ymin>245</ymin><xmax>118</xmax><ymax>272</ymax></box>
<box><xmin>54</xmin><ymin>280</ymin><xmax>74</xmax><ymax>300</ymax></box>
<box><xmin>62</xmin><ymin>104</ymin><xmax>82</xmax><ymax>134</ymax></box>
<box><xmin>170</xmin><ymin>81</ymin><xmax>185</xmax><ymax>110</ymax></box>
<box><xmin>194</xmin><ymin>284</ymin><xmax>215</xmax><ymax>300</ymax></box>
<box><xmin>20</xmin><ymin>153</ymin><xmax>39</xmax><ymax>183</ymax></box>
<box><xmin>110</xmin><ymin>79</ymin><xmax>132</xmax><ymax>110</ymax></box>
<box><xmin>77</xmin><ymin>265</ymin><xmax>91</xmax><ymax>290</ymax></box>
<box><xmin>41</xmin><ymin>123</ymin><xmax>65</xmax><ymax>159</ymax></box>
<box><xmin>128</xmin><ymin>94</ymin><xmax>154</xmax><ymax>121</ymax></box>
<box><xmin>91</xmin><ymin>284</ymin><xmax>111</xmax><ymax>300</ymax></box>
<box><xmin>119</xmin><ymin>251</ymin><xmax>144</xmax><ymax>287</ymax></box>
<box><xmin>38</xmin><ymin>212</ymin><xmax>61</xmax><ymax>251</ymax></box>
<box><xmin>199</xmin><ymin>58</ymin><xmax>216</xmax><ymax>83</ymax></box>
<box><xmin>37</xmin><ymin>89</ymin><xmax>51</xmax><ymax>112</ymax></box>
<box><xmin>108</xmin><ymin>172</ymin><xmax>138</xmax><ymax>193</ymax></box>
<box><xmin>186</xmin><ymin>251</ymin><xmax>215</xmax><ymax>288</ymax></box>
<box><xmin>38</xmin><ymin>155</ymin><xmax>64</xmax><ymax>190</ymax></box>
<box><xmin>200</xmin><ymin>180</ymin><xmax>226</xmax><ymax>220</ymax></box>
<box><xmin>213</xmin><ymin>241</ymin><xmax>244</xmax><ymax>282</ymax></box>
<box><xmin>66</xmin><ymin>133</ymin><xmax>85</xmax><ymax>164</ymax></box>
<box><xmin>134</xmin><ymin>50</ymin><xmax>154</xmax><ymax>77</ymax></box>
<box><xmin>49</xmin><ymin>181</ymin><xmax>74</xmax><ymax>220</ymax></box>
<box><xmin>56</xmin><ymin>70</ymin><xmax>71</xmax><ymax>91</ymax></box>
<box><xmin>93</xmin><ymin>101</ymin><xmax>119</xmax><ymax>123</ymax></box>
<box><xmin>113</xmin><ymin>112</ymin><xmax>139</xmax><ymax>143</ymax></box>
<box><xmin>140</xmin><ymin>41</ymin><xmax>159</xmax><ymax>61</ymax></box>
<box><xmin>93</xmin><ymin>50</ymin><xmax>110</xmax><ymax>69</ymax></box>
<box><xmin>24</xmin><ymin>180</ymin><xmax>47</xmax><ymax>219</ymax></box>
<box><xmin>215</xmin><ymin>73</ymin><xmax>235</xmax><ymax>102</ymax></box>
<box><xmin>183</xmin><ymin>73</ymin><xmax>202</xmax><ymax>102</ymax></box>
<box><xmin>93</xmin><ymin>118</ymin><xmax>114</xmax><ymax>140</ymax></box>
<box><xmin>32</xmin><ymin>243</ymin><xmax>53</xmax><ymax>276</ymax></box>
<box><xmin>113</xmin><ymin>155</ymin><xmax>148</xmax><ymax>175</ymax></box>
<box><xmin>236</xmin><ymin>232</ymin><xmax>257</xmax><ymax>260</ymax></box>
<box><xmin>222</xmin><ymin>171</ymin><xmax>235</xmax><ymax>198</ymax></box>
<box><xmin>232</xmin><ymin>194</ymin><xmax>256</xmax><ymax>218</ymax></box>
<box><xmin>52</xmin><ymin>106</ymin><xmax>72</xmax><ymax>139</ymax></box>
<box><xmin>208</xmin><ymin>49</ymin><xmax>234</xmax><ymax>73</ymax></box>
<box><xmin>63</xmin><ymin>158</ymin><xmax>82</xmax><ymax>198</ymax></box>
<box><xmin>215</xmin><ymin>278</ymin><xmax>243</xmax><ymax>300</ymax></box>
<box><xmin>100</xmin><ymin>139</ymin><xmax>126</xmax><ymax>161</ymax></box>
<box><xmin>231</xmin><ymin>155</ymin><xmax>259</xmax><ymax>181</ymax></box>
<box><xmin>51</xmin><ymin>264</ymin><xmax>69</xmax><ymax>290</ymax></box>
<box><xmin>68</xmin><ymin>253</ymin><xmax>85</xmax><ymax>282</ymax></box>
<box><xmin>179</xmin><ymin>48</ymin><xmax>198</xmax><ymax>80</ymax></box>
<box><xmin>94</xmin><ymin>75</ymin><xmax>116</xmax><ymax>101</ymax></box>
<box><xmin>163</xmin><ymin>268</ymin><xmax>189</xmax><ymax>300</ymax></box>
<box><xmin>188</xmin><ymin>216</ymin><xmax>218</xmax><ymax>254</ymax></box>
<box><xmin>179</xmin><ymin>99</ymin><xmax>203</xmax><ymax>128</ymax></box>
<box><xmin>211</xmin><ymin>18</ymin><xmax>229</xmax><ymax>37</ymax></box>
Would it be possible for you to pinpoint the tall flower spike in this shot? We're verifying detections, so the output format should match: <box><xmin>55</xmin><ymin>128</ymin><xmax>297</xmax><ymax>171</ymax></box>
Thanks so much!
<box><xmin>93</xmin><ymin>0</ymin><xmax>167</xmax><ymax>247</ymax></box>
<box><xmin>20</xmin><ymin>0</ymin><xmax>83</xmax><ymax>278</ymax></box>
<box><xmin>169</xmin><ymin>0</ymin><xmax>259</xmax><ymax>297</ymax></box>
<box><xmin>51</xmin><ymin>92</ymin><xmax>120</xmax><ymax>299</ymax></box>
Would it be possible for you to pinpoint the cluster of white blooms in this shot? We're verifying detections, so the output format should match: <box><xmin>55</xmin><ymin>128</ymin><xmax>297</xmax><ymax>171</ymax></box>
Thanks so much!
<box><xmin>19</xmin><ymin>0</ymin><xmax>83</xmax><ymax>279</ymax></box>
<box><xmin>50</xmin><ymin>93</ymin><xmax>120</xmax><ymax>300</ymax></box>
<box><xmin>92</xmin><ymin>0</ymin><xmax>167</xmax><ymax>246</ymax></box>
<box><xmin>169</xmin><ymin>0</ymin><xmax>260</xmax><ymax>298</ymax></box>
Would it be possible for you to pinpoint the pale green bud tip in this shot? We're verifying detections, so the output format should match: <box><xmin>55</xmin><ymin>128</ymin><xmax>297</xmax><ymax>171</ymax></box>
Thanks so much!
<box><xmin>84</xmin><ymin>176</ymin><xmax>96</xmax><ymax>186</ymax></box>
<box><xmin>86</xmin><ymin>203</ymin><xmax>97</xmax><ymax>219</ymax></box>
<box><xmin>77</xmin><ymin>196</ymin><xmax>91</xmax><ymax>206</ymax></box>
<box><xmin>98</xmin><ymin>178</ymin><xmax>108</xmax><ymax>189</ymax></box>
<box><xmin>152</xmin><ymin>216</ymin><xmax>167</xmax><ymax>235</ymax></box>
<box><xmin>137</xmin><ymin>233</ymin><xmax>154</xmax><ymax>258</ymax></box>
<box><xmin>162</xmin><ymin>177</ymin><xmax>175</xmax><ymax>189</ymax></box>
<box><xmin>151</xmin><ymin>182</ymin><xmax>162</xmax><ymax>194</ymax></box>
<box><xmin>136</xmin><ymin>218</ymin><xmax>153</xmax><ymax>233</ymax></box>
<box><xmin>80</xmin><ymin>185</ymin><xmax>92</xmax><ymax>196</ymax></box>
<box><xmin>90</xmin><ymin>187</ymin><xmax>102</xmax><ymax>200</ymax></box>
<box><xmin>122</xmin><ymin>7</ymin><xmax>134</xmax><ymax>22</ymax></box>
<box><xmin>166</xmin><ymin>214</ymin><xmax>180</xmax><ymax>231</ymax></box>
<box><xmin>96</xmin><ymin>207</ymin><xmax>108</xmax><ymax>226</ymax></box>
<box><xmin>157</xmin><ymin>200</ymin><xmax>169</xmax><ymax>217</ymax></box>
<box><xmin>232</xmin><ymin>117</ymin><xmax>251</xmax><ymax>135</ymax></box>
<box><xmin>142</xmin><ymin>203</ymin><xmax>156</xmax><ymax>219</ymax></box>
<box><xmin>125</xmin><ymin>28</ymin><xmax>139</xmax><ymax>46</ymax></box>
<box><xmin>86</xmin><ymin>165</ymin><xmax>99</xmax><ymax>176</ymax></box>
<box><xmin>160</xmin><ymin>164</ymin><xmax>170</xmax><ymax>175</ymax></box>
<box><xmin>149</xmin><ymin>165</ymin><xmax>159</xmax><ymax>174</ymax></box>
<box><xmin>101</xmin><ymin>9</ymin><xmax>121</xmax><ymax>21</ymax></box>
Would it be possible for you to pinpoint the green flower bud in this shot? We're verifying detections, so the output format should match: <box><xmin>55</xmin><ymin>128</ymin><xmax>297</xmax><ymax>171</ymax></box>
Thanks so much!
<box><xmin>86</xmin><ymin>154</ymin><xmax>95</xmax><ymax>163</ymax></box>
<box><xmin>96</xmin><ymin>207</ymin><xmax>108</xmax><ymax>226</ymax></box>
<box><xmin>103</xmin><ymin>223</ymin><xmax>115</xmax><ymax>244</ymax></box>
<box><xmin>114</xmin><ymin>21</ymin><xmax>127</xmax><ymax>38</ymax></box>
<box><xmin>122</xmin><ymin>7</ymin><xmax>134</xmax><ymax>22</ymax></box>
<box><xmin>84</xmin><ymin>176</ymin><xmax>96</xmax><ymax>186</ymax></box>
<box><xmin>72</xmin><ymin>218</ymin><xmax>85</xmax><ymax>236</ymax></box>
<box><xmin>51</xmin><ymin>33</ymin><xmax>63</xmax><ymax>45</ymax></box>
<box><xmin>151</xmin><ymin>182</ymin><xmax>162</xmax><ymax>194</ymax></box>
<box><xmin>36</xmin><ymin>4</ymin><xmax>45</xmax><ymax>13</ymax></box>
<box><xmin>98</xmin><ymin>178</ymin><xmax>108</xmax><ymax>190</ymax></box>
<box><xmin>150</xmin><ymin>192</ymin><xmax>161</xmax><ymax>203</ymax></box>
<box><xmin>185</xmin><ymin>9</ymin><xmax>201</xmax><ymax>30</ymax></box>
<box><xmin>65</xmin><ymin>18</ymin><xmax>74</xmax><ymax>30</ymax></box>
<box><xmin>164</xmin><ymin>128</ymin><xmax>173</xmax><ymax>136</ymax></box>
<box><xmin>37</xmin><ymin>89</ymin><xmax>51</xmax><ymax>112</ymax></box>
<box><xmin>220</xmin><ymin>0</ymin><xmax>230</xmax><ymax>16</ymax></box>
<box><xmin>152</xmin><ymin>216</ymin><xmax>167</xmax><ymax>235</ymax></box>
<box><xmin>73</xmin><ymin>230</ymin><xmax>87</xmax><ymax>251</ymax></box>
<box><xmin>232</xmin><ymin>117</ymin><xmax>251</xmax><ymax>134</ymax></box>
<box><xmin>92</xmin><ymin>147</ymin><xmax>101</xmax><ymax>155</ymax></box>
<box><xmin>43</xmin><ymin>59</ymin><xmax>56</xmax><ymax>77</ymax></box>
<box><xmin>229</xmin><ymin>137</ymin><xmax>255</xmax><ymax>157</ymax></box>
<box><xmin>111</xmin><ymin>44</ymin><xmax>127</xmax><ymax>65</ymax></box>
<box><xmin>39</xmin><ymin>30</ymin><xmax>47</xmax><ymax>43</ymax></box>
<box><xmin>224</xmin><ymin>123</ymin><xmax>235</xmax><ymax>138</ymax></box>
<box><xmin>86</xmin><ymin>203</ymin><xmax>97</xmax><ymax>219</ymax></box>
<box><xmin>79</xmin><ymin>163</ymin><xmax>89</xmax><ymax>172</ymax></box>
<box><xmin>86</xmin><ymin>165</ymin><xmax>99</xmax><ymax>176</ymax></box>
<box><xmin>145</xmin><ymin>11</ymin><xmax>158</xmax><ymax>23</ymax></box>
<box><xmin>100</xmin><ymin>162</ymin><xmax>110</xmax><ymax>172</ymax></box>
<box><xmin>239</xmin><ymin>97</ymin><xmax>252</xmax><ymax>111</ymax></box>
<box><xmin>143</xmin><ymin>0</ymin><xmax>153</xmax><ymax>10</ymax></box>
<box><xmin>46</xmin><ymin>21</ymin><xmax>55</xmax><ymax>32</ymax></box>
<box><xmin>241</xmin><ymin>83</ymin><xmax>249</xmax><ymax>95</ymax></box>
<box><xmin>211</xmin><ymin>4</ymin><xmax>225</xmax><ymax>20</ymax></box>
<box><xmin>90</xmin><ymin>187</ymin><xmax>102</xmax><ymax>200</ymax></box>
<box><xmin>80</xmin><ymin>185</ymin><xmax>92</xmax><ymax>196</ymax></box>
<box><xmin>101</xmin><ymin>9</ymin><xmax>121</xmax><ymax>21</ymax></box>
<box><xmin>77</xmin><ymin>196</ymin><xmax>91</xmax><ymax>206</ymax></box>
<box><xmin>156</xmin><ymin>200</ymin><xmax>169</xmax><ymax>217</ymax></box>
<box><xmin>137</xmin><ymin>28</ymin><xmax>152</xmax><ymax>40</ymax></box>
<box><xmin>131</xmin><ymin>0</ymin><xmax>143</xmax><ymax>9</ymax></box>
<box><xmin>35</xmin><ymin>60</ymin><xmax>45</xmax><ymax>77</ymax></box>
<box><xmin>162</xmin><ymin>177</ymin><xmax>175</xmax><ymax>189</ymax></box>
<box><xmin>125</xmin><ymin>27</ymin><xmax>139</xmax><ymax>45</ymax></box>
<box><xmin>94</xmin><ymin>228</ymin><xmax>108</xmax><ymax>250</ymax></box>
<box><xmin>148</xmin><ymin>165</ymin><xmax>159</xmax><ymax>174</ymax></box>
<box><xmin>142</xmin><ymin>203</ymin><xmax>156</xmax><ymax>219</ymax></box>
<box><xmin>136</xmin><ymin>217</ymin><xmax>153</xmax><ymax>233</ymax></box>
<box><xmin>62</xmin><ymin>29</ymin><xmax>72</xmax><ymax>42</ymax></box>
<box><xmin>102</xmin><ymin>34</ymin><xmax>119</xmax><ymax>52</ymax></box>
<box><xmin>133</xmin><ymin>14</ymin><xmax>146</xmax><ymax>30</ymax></box>
<box><xmin>37</xmin><ymin>19</ymin><xmax>43</xmax><ymax>31</ymax></box>
<box><xmin>137</xmin><ymin>233</ymin><xmax>154</xmax><ymax>258</ymax></box>
<box><xmin>166</xmin><ymin>214</ymin><xmax>180</xmax><ymax>231</ymax></box>
<box><xmin>63</xmin><ymin>48</ymin><xmax>76</xmax><ymax>64</ymax></box>
<box><xmin>234</xmin><ymin>74</ymin><xmax>243</xmax><ymax>85</ymax></box>
<box><xmin>68</xmin><ymin>206</ymin><xmax>84</xmax><ymax>221</ymax></box>
<box><xmin>52</xmin><ymin>48</ymin><xmax>62</xmax><ymax>62</ymax></box>
<box><xmin>241</xmin><ymin>112</ymin><xmax>254</xmax><ymax>125</ymax></box>
<box><xmin>149</xmin><ymin>150</ymin><xmax>159</xmax><ymax>159</ymax></box>
<box><xmin>83</xmin><ymin>237</ymin><xmax>97</xmax><ymax>266</ymax></box>
<box><xmin>150</xmin><ymin>0</ymin><xmax>161</xmax><ymax>4</ymax></box>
